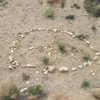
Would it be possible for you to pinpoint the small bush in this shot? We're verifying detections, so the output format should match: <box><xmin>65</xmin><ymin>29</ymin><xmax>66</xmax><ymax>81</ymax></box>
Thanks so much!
<box><xmin>76</xmin><ymin>34</ymin><xmax>88</xmax><ymax>41</ymax></box>
<box><xmin>22</xmin><ymin>73</ymin><xmax>30</xmax><ymax>81</ymax></box>
<box><xmin>43</xmin><ymin>57</ymin><xmax>50</xmax><ymax>65</ymax></box>
<box><xmin>44</xmin><ymin>6</ymin><xmax>54</xmax><ymax>18</ymax></box>
<box><xmin>84</xmin><ymin>0</ymin><xmax>100</xmax><ymax>17</ymax></box>
<box><xmin>82</xmin><ymin>54</ymin><xmax>90</xmax><ymax>61</ymax></box>
<box><xmin>0</xmin><ymin>80</ymin><xmax>20</xmax><ymax>100</ymax></box>
<box><xmin>72</xmin><ymin>4</ymin><xmax>80</xmax><ymax>9</ymax></box>
<box><xmin>58</xmin><ymin>44</ymin><xmax>66</xmax><ymax>54</ymax></box>
<box><xmin>65</xmin><ymin>15</ymin><xmax>75</xmax><ymax>20</ymax></box>
<box><xmin>0</xmin><ymin>0</ymin><xmax>8</xmax><ymax>7</ymax></box>
<box><xmin>82</xmin><ymin>79</ymin><xmax>90</xmax><ymax>88</ymax></box>
<box><xmin>28</xmin><ymin>85</ymin><xmax>43</xmax><ymax>96</ymax></box>
<box><xmin>61</xmin><ymin>0</ymin><xmax>65</xmax><ymax>8</ymax></box>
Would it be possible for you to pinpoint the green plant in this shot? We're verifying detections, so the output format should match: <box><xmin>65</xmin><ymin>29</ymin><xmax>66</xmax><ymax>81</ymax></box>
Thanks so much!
<box><xmin>65</xmin><ymin>15</ymin><xmax>75</xmax><ymax>20</ymax></box>
<box><xmin>76</xmin><ymin>34</ymin><xmax>88</xmax><ymax>41</ymax></box>
<box><xmin>61</xmin><ymin>0</ymin><xmax>65</xmax><ymax>8</ymax></box>
<box><xmin>28</xmin><ymin>85</ymin><xmax>43</xmax><ymax>96</ymax></box>
<box><xmin>43</xmin><ymin>57</ymin><xmax>50</xmax><ymax>65</ymax></box>
<box><xmin>72</xmin><ymin>4</ymin><xmax>80</xmax><ymax>9</ymax></box>
<box><xmin>84</xmin><ymin>0</ymin><xmax>100</xmax><ymax>17</ymax></box>
<box><xmin>0</xmin><ymin>0</ymin><xmax>8</xmax><ymax>7</ymax></box>
<box><xmin>44</xmin><ymin>6</ymin><xmax>54</xmax><ymax>18</ymax></box>
<box><xmin>58</xmin><ymin>44</ymin><xmax>66</xmax><ymax>54</ymax></box>
<box><xmin>82</xmin><ymin>79</ymin><xmax>90</xmax><ymax>88</ymax></box>
<box><xmin>0</xmin><ymin>80</ymin><xmax>20</xmax><ymax>100</ymax></box>
<box><xmin>82</xmin><ymin>54</ymin><xmax>90</xmax><ymax>61</ymax></box>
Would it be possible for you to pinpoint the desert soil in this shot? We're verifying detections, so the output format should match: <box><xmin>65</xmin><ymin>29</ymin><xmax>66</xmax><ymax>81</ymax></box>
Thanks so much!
<box><xmin>0</xmin><ymin>0</ymin><xmax>100</xmax><ymax>100</ymax></box>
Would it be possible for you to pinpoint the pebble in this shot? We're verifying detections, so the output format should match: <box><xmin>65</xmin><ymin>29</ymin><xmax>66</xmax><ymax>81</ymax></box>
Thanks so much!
<box><xmin>87</xmin><ymin>61</ymin><xmax>92</xmax><ymax>66</ymax></box>
<box><xmin>83</xmin><ymin>62</ymin><xmax>88</xmax><ymax>67</ymax></box>
<box><xmin>85</xmin><ymin>40</ymin><xmax>90</xmax><ymax>44</ymax></box>
<box><xmin>20</xmin><ymin>87</ymin><xmax>27</xmax><ymax>93</ymax></box>
<box><xmin>43</xmin><ymin>70</ymin><xmax>48</xmax><ymax>75</ymax></box>
<box><xmin>8</xmin><ymin>55</ymin><xmax>13</xmax><ymax>63</ymax></box>
<box><xmin>67</xmin><ymin>32</ymin><xmax>73</xmax><ymax>36</ymax></box>
<box><xmin>96</xmin><ymin>52</ymin><xmax>100</xmax><ymax>56</ymax></box>
<box><xmin>36</xmin><ymin>71</ymin><xmax>39</xmax><ymax>74</ymax></box>
<box><xmin>92</xmin><ymin>72</ymin><xmax>95</xmax><ymax>76</ymax></box>
<box><xmin>71</xmin><ymin>67</ymin><xmax>77</xmax><ymax>71</ymax></box>
<box><xmin>93</xmin><ymin>56</ymin><xmax>98</xmax><ymax>61</ymax></box>
<box><xmin>48</xmin><ymin>66</ymin><xmax>56</xmax><ymax>73</ymax></box>
<box><xmin>26</xmin><ymin>81</ymin><xmax>30</xmax><ymax>84</ymax></box>
<box><xmin>78</xmin><ymin>65</ymin><xmax>83</xmax><ymax>69</ymax></box>
<box><xmin>98</xmin><ymin>61</ymin><xmax>100</xmax><ymax>64</ymax></box>
<box><xmin>59</xmin><ymin>67</ymin><xmax>69</xmax><ymax>72</ymax></box>
<box><xmin>8</xmin><ymin>65</ymin><xmax>13</xmax><ymax>70</ymax></box>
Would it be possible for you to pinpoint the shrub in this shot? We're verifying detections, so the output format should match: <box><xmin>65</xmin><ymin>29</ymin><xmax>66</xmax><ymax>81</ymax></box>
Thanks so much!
<box><xmin>58</xmin><ymin>44</ymin><xmax>66</xmax><ymax>54</ymax></box>
<box><xmin>61</xmin><ymin>0</ymin><xmax>65</xmax><ymax>8</ymax></box>
<box><xmin>28</xmin><ymin>85</ymin><xmax>43</xmax><ymax>96</ymax></box>
<box><xmin>76</xmin><ymin>34</ymin><xmax>88</xmax><ymax>41</ymax></box>
<box><xmin>65</xmin><ymin>15</ymin><xmax>75</xmax><ymax>20</ymax></box>
<box><xmin>72</xmin><ymin>4</ymin><xmax>80</xmax><ymax>9</ymax></box>
<box><xmin>44</xmin><ymin>6</ymin><xmax>54</xmax><ymax>18</ymax></box>
<box><xmin>82</xmin><ymin>79</ymin><xmax>90</xmax><ymax>88</ymax></box>
<box><xmin>0</xmin><ymin>80</ymin><xmax>20</xmax><ymax>100</ymax></box>
<box><xmin>82</xmin><ymin>54</ymin><xmax>90</xmax><ymax>61</ymax></box>
<box><xmin>22</xmin><ymin>73</ymin><xmax>30</xmax><ymax>81</ymax></box>
<box><xmin>84</xmin><ymin>0</ymin><xmax>100</xmax><ymax>17</ymax></box>
<box><xmin>43</xmin><ymin>57</ymin><xmax>50</xmax><ymax>65</ymax></box>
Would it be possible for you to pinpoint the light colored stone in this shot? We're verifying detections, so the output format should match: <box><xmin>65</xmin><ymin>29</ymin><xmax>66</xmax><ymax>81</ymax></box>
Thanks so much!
<box><xmin>67</xmin><ymin>32</ymin><xmax>73</xmax><ymax>36</ymax></box>
<box><xmin>83</xmin><ymin>62</ymin><xmax>88</xmax><ymax>67</ymax></box>
<box><xmin>78</xmin><ymin>65</ymin><xmax>83</xmax><ymax>69</ymax></box>
<box><xmin>87</xmin><ymin>61</ymin><xmax>92</xmax><ymax>66</ymax></box>
<box><xmin>71</xmin><ymin>67</ymin><xmax>77</xmax><ymax>71</ymax></box>
<box><xmin>44</xmin><ymin>70</ymin><xmax>48</xmax><ymax>75</ymax></box>
<box><xmin>48</xmin><ymin>66</ymin><xmax>56</xmax><ymax>73</ymax></box>
<box><xmin>20</xmin><ymin>87</ymin><xmax>27</xmax><ymax>93</ymax></box>
<box><xmin>98</xmin><ymin>61</ymin><xmax>100</xmax><ymax>64</ymax></box>
<box><xmin>92</xmin><ymin>72</ymin><xmax>95</xmax><ymax>76</ymax></box>
<box><xmin>96</xmin><ymin>52</ymin><xmax>100</xmax><ymax>56</ymax></box>
<box><xmin>91</xmin><ymin>88</ymin><xmax>100</xmax><ymax>99</ymax></box>
<box><xmin>8</xmin><ymin>55</ymin><xmax>13</xmax><ymax>63</ymax></box>
<box><xmin>8</xmin><ymin>65</ymin><xmax>13</xmax><ymax>70</ymax></box>
<box><xmin>93</xmin><ymin>56</ymin><xmax>98</xmax><ymax>61</ymax></box>
<box><xmin>59</xmin><ymin>67</ymin><xmax>69</xmax><ymax>72</ymax></box>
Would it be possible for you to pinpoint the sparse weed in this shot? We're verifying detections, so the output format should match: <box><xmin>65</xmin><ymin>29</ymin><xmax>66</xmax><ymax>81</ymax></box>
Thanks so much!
<box><xmin>82</xmin><ymin>79</ymin><xmax>90</xmax><ymax>88</ymax></box>
<box><xmin>0</xmin><ymin>80</ymin><xmax>20</xmax><ymax>100</ymax></box>
<box><xmin>76</xmin><ymin>34</ymin><xmax>88</xmax><ymax>41</ymax></box>
<box><xmin>82</xmin><ymin>54</ymin><xmax>90</xmax><ymax>61</ymax></box>
<box><xmin>72</xmin><ymin>4</ymin><xmax>80</xmax><ymax>9</ymax></box>
<box><xmin>61</xmin><ymin>0</ymin><xmax>65</xmax><ymax>8</ymax></box>
<box><xmin>28</xmin><ymin>85</ymin><xmax>43</xmax><ymax>96</ymax></box>
<box><xmin>65</xmin><ymin>15</ymin><xmax>75</xmax><ymax>20</ymax></box>
<box><xmin>43</xmin><ymin>57</ymin><xmax>50</xmax><ymax>65</ymax></box>
<box><xmin>58</xmin><ymin>44</ymin><xmax>66</xmax><ymax>54</ymax></box>
<box><xmin>84</xmin><ymin>0</ymin><xmax>100</xmax><ymax>17</ymax></box>
<box><xmin>22</xmin><ymin>73</ymin><xmax>30</xmax><ymax>81</ymax></box>
<box><xmin>44</xmin><ymin>6</ymin><xmax>54</xmax><ymax>18</ymax></box>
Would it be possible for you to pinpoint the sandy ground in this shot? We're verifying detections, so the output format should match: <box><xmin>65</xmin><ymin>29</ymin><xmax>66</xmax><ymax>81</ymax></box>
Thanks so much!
<box><xmin>0</xmin><ymin>0</ymin><xmax>100</xmax><ymax>100</ymax></box>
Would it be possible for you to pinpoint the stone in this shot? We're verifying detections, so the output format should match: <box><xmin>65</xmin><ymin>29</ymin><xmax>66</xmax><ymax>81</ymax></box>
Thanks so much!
<box><xmin>78</xmin><ymin>65</ymin><xmax>83</xmax><ymax>69</ymax></box>
<box><xmin>11</xmin><ymin>94</ymin><xmax>17</xmax><ymax>100</ymax></box>
<box><xmin>48</xmin><ymin>66</ymin><xmax>56</xmax><ymax>73</ymax></box>
<box><xmin>8</xmin><ymin>65</ymin><xmax>13</xmax><ymax>70</ymax></box>
<box><xmin>27</xmin><ymin>96</ymin><xmax>38</xmax><ymax>100</ymax></box>
<box><xmin>67</xmin><ymin>32</ymin><xmax>73</xmax><ymax>36</ymax></box>
<box><xmin>96</xmin><ymin>52</ymin><xmax>100</xmax><ymax>56</ymax></box>
<box><xmin>59</xmin><ymin>67</ymin><xmax>69</xmax><ymax>72</ymax></box>
<box><xmin>8</xmin><ymin>55</ymin><xmax>14</xmax><ymax>63</ymax></box>
<box><xmin>93</xmin><ymin>56</ymin><xmax>98</xmax><ymax>61</ymax></box>
<box><xmin>83</xmin><ymin>62</ymin><xmax>88</xmax><ymax>67</ymax></box>
<box><xmin>87</xmin><ymin>61</ymin><xmax>92</xmax><ymax>66</ymax></box>
<box><xmin>91</xmin><ymin>88</ymin><xmax>100</xmax><ymax>99</ymax></box>
<box><xmin>71</xmin><ymin>67</ymin><xmax>77</xmax><ymax>71</ymax></box>
<box><xmin>20</xmin><ymin>87</ymin><xmax>27</xmax><ymax>93</ymax></box>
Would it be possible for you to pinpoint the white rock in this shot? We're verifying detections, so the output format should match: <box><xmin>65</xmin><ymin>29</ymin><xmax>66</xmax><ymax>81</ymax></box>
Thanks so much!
<box><xmin>90</xmin><ymin>45</ymin><xmax>94</xmax><ymax>50</ymax></box>
<box><xmin>68</xmin><ymin>32</ymin><xmax>73</xmax><ymax>36</ymax></box>
<box><xmin>96</xmin><ymin>52</ymin><xmax>100</xmax><ymax>56</ymax></box>
<box><xmin>8</xmin><ymin>56</ymin><xmax>13</xmax><ymax>63</ymax></box>
<box><xmin>93</xmin><ymin>56</ymin><xmax>98</xmax><ymax>61</ymax></box>
<box><xmin>71</xmin><ymin>67</ymin><xmax>77</xmax><ymax>71</ymax></box>
<box><xmin>8</xmin><ymin>65</ymin><xmax>13</xmax><ymax>70</ymax></box>
<box><xmin>98</xmin><ymin>61</ymin><xmax>100</xmax><ymax>64</ymax></box>
<box><xmin>20</xmin><ymin>87</ymin><xmax>27</xmax><ymax>93</ymax></box>
<box><xmin>83</xmin><ymin>62</ymin><xmax>88</xmax><ymax>67</ymax></box>
<box><xmin>88</xmin><ymin>61</ymin><xmax>92</xmax><ymax>66</ymax></box>
<box><xmin>78</xmin><ymin>65</ymin><xmax>83</xmax><ymax>69</ymax></box>
<box><xmin>92</xmin><ymin>72</ymin><xmax>95</xmax><ymax>76</ymax></box>
<box><xmin>59</xmin><ymin>67</ymin><xmax>69</xmax><ymax>72</ymax></box>
<box><xmin>36</xmin><ymin>71</ymin><xmax>39</xmax><ymax>74</ymax></box>
<box><xmin>85</xmin><ymin>40</ymin><xmax>90</xmax><ymax>44</ymax></box>
<box><xmin>48</xmin><ymin>66</ymin><xmax>56</xmax><ymax>73</ymax></box>
<box><xmin>26</xmin><ymin>81</ymin><xmax>30</xmax><ymax>84</ymax></box>
<box><xmin>29</xmin><ymin>47</ymin><xmax>34</xmax><ymax>50</ymax></box>
<box><xmin>44</xmin><ymin>70</ymin><xmax>48</xmax><ymax>75</ymax></box>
